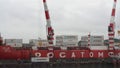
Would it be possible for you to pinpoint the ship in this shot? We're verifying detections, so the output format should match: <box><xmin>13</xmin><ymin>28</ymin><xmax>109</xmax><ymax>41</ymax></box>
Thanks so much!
<box><xmin>0</xmin><ymin>0</ymin><xmax>120</xmax><ymax>66</ymax></box>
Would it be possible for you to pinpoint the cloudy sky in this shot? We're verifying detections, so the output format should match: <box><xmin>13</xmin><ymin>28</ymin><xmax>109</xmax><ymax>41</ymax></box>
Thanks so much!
<box><xmin>0</xmin><ymin>0</ymin><xmax>120</xmax><ymax>43</ymax></box>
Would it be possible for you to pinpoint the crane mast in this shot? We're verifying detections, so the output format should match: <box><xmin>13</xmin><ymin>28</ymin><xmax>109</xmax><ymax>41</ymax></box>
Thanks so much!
<box><xmin>43</xmin><ymin>0</ymin><xmax>54</xmax><ymax>45</ymax></box>
<box><xmin>108</xmin><ymin>0</ymin><xmax>117</xmax><ymax>50</ymax></box>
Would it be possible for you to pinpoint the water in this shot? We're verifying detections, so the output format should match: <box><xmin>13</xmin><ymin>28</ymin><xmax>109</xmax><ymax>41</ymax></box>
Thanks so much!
<box><xmin>0</xmin><ymin>63</ymin><xmax>120</xmax><ymax>68</ymax></box>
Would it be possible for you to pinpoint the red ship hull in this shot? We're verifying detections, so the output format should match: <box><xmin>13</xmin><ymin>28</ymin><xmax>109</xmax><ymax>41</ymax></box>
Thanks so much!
<box><xmin>0</xmin><ymin>46</ymin><xmax>120</xmax><ymax>60</ymax></box>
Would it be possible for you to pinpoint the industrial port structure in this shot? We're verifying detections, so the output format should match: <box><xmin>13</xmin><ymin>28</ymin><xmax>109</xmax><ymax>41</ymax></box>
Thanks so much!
<box><xmin>0</xmin><ymin>0</ymin><xmax>120</xmax><ymax>68</ymax></box>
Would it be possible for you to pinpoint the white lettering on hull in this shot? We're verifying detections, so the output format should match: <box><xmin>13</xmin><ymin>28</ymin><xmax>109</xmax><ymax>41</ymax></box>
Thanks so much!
<box><xmin>47</xmin><ymin>52</ymin><xmax>54</xmax><ymax>58</ymax></box>
<box><xmin>71</xmin><ymin>52</ymin><xmax>76</xmax><ymax>58</ymax></box>
<box><xmin>35</xmin><ymin>52</ymin><xmax>41</xmax><ymax>57</ymax></box>
<box><xmin>59</xmin><ymin>52</ymin><xmax>66</xmax><ymax>58</ymax></box>
<box><xmin>80</xmin><ymin>52</ymin><xmax>85</xmax><ymax>58</ymax></box>
<box><xmin>34</xmin><ymin>51</ymin><xmax>120</xmax><ymax>58</ymax></box>
<box><xmin>89</xmin><ymin>52</ymin><xmax>94</xmax><ymax>58</ymax></box>
<box><xmin>98</xmin><ymin>52</ymin><xmax>103</xmax><ymax>58</ymax></box>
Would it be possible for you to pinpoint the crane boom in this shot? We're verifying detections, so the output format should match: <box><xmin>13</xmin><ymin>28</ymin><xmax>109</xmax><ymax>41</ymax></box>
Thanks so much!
<box><xmin>43</xmin><ymin>0</ymin><xmax>54</xmax><ymax>45</ymax></box>
<box><xmin>108</xmin><ymin>0</ymin><xmax>117</xmax><ymax>50</ymax></box>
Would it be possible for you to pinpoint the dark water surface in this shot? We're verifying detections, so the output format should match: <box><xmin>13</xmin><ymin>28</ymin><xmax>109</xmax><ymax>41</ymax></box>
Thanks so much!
<box><xmin>0</xmin><ymin>63</ymin><xmax>120</xmax><ymax>68</ymax></box>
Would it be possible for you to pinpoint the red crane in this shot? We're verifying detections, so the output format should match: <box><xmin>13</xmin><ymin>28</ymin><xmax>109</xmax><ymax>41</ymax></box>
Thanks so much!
<box><xmin>108</xmin><ymin>0</ymin><xmax>117</xmax><ymax>50</ymax></box>
<box><xmin>43</xmin><ymin>0</ymin><xmax>54</xmax><ymax>45</ymax></box>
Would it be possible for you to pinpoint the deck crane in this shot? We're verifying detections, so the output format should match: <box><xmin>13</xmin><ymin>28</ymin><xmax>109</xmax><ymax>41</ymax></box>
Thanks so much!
<box><xmin>42</xmin><ymin>0</ymin><xmax>117</xmax><ymax>47</ymax></box>
<box><xmin>108</xmin><ymin>0</ymin><xmax>117</xmax><ymax>50</ymax></box>
<box><xmin>43</xmin><ymin>0</ymin><xmax>54</xmax><ymax>45</ymax></box>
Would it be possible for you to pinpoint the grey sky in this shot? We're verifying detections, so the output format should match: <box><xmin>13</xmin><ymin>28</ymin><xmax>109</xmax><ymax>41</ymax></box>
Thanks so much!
<box><xmin>0</xmin><ymin>0</ymin><xmax>120</xmax><ymax>43</ymax></box>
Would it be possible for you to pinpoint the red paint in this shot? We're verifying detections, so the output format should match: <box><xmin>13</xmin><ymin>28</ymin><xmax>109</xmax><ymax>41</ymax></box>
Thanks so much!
<box><xmin>45</xmin><ymin>11</ymin><xmax>50</xmax><ymax>20</ymax></box>
<box><xmin>0</xmin><ymin>46</ymin><xmax>120</xmax><ymax>60</ymax></box>
<box><xmin>111</xmin><ymin>9</ymin><xmax>115</xmax><ymax>16</ymax></box>
<box><xmin>114</xmin><ymin>0</ymin><xmax>117</xmax><ymax>2</ymax></box>
<box><xmin>43</xmin><ymin>0</ymin><xmax>46</xmax><ymax>3</ymax></box>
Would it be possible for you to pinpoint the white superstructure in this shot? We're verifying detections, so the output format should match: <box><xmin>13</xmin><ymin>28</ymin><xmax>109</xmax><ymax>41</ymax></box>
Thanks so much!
<box><xmin>29</xmin><ymin>39</ymin><xmax>49</xmax><ymax>47</ymax></box>
<box><xmin>81</xmin><ymin>35</ymin><xmax>104</xmax><ymax>47</ymax></box>
<box><xmin>56</xmin><ymin>35</ymin><xmax>78</xmax><ymax>46</ymax></box>
<box><xmin>5</xmin><ymin>39</ymin><xmax>23</xmax><ymax>47</ymax></box>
